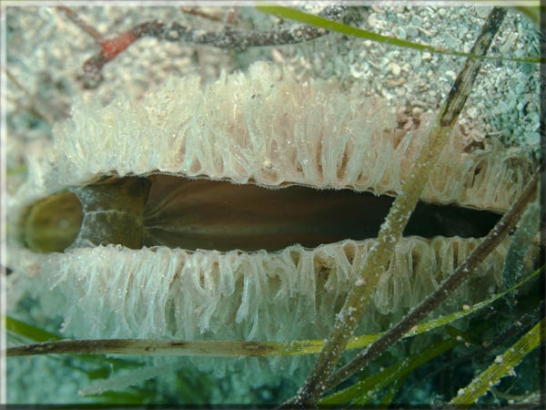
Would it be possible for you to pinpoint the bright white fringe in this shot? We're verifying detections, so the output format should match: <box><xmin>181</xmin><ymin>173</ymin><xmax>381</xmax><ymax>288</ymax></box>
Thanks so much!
<box><xmin>36</xmin><ymin>238</ymin><xmax>506</xmax><ymax>342</ymax></box>
<box><xmin>50</xmin><ymin>61</ymin><xmax>530</xmax><ymax>213</ymax></box>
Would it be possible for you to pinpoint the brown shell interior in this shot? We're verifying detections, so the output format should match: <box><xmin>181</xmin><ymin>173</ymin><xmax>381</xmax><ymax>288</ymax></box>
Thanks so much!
<box><xmin>22</xmin><ymin>174</ymin><xmax>501</xmax><ymax>253</ymax></box>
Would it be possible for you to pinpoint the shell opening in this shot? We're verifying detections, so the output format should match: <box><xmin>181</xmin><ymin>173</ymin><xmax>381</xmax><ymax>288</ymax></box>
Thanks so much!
<box><xmin>21</xmin><ymin>174</ymin><xmax>502</xmax><ymax>253</ymax></box>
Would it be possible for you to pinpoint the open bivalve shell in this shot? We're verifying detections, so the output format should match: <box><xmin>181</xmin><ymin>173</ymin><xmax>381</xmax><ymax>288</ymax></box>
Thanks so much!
<box><xmin>6</xmin><ymin>62</ymin><xmax>535</xmax><ymax>382</ymax></box>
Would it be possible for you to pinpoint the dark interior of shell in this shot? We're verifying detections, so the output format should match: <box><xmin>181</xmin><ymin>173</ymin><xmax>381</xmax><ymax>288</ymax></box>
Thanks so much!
<box><xmin>21</xmin><ymin>174</ymin><xmax>501</xmax><ymax>253</ymax></box>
